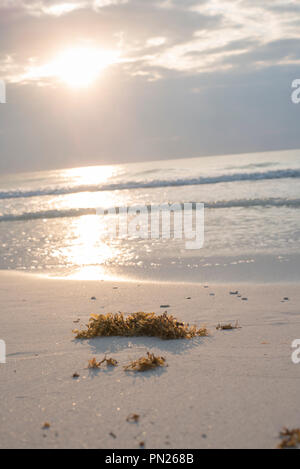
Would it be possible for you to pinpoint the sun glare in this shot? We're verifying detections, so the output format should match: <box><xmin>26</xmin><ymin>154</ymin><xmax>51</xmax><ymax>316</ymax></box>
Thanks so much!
<box><xmin>32</xmin><ymin>47</ymin><xmax>120</xmax><ymax>88</ymax></box>
<box><xmin>63</xmin><ymin>165</ymin><xmax>116</xmax><ymax>185</ymax></box>
<box><xmin>54</xmin><ymin>47</ymin><xmax>120</xmax><ymax>87</ymax></box>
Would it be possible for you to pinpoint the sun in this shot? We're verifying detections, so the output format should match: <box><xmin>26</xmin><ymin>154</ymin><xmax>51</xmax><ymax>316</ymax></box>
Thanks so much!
<box><xmin>47</xmin><ymin>47</ymin><xmax>120</xmax><ymax>88</ymax></box>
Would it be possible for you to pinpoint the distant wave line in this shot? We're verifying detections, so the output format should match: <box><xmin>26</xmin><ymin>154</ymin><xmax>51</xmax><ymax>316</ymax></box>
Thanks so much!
<box><xmin>0</xmin><ymin>168</ymin><xmax>300</xmax><ymax>200</ymax></box>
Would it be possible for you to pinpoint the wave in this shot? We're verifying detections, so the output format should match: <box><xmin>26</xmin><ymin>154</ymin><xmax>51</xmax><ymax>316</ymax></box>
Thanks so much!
<box><xmin>0</xmin><ymin>208</ymin><xmax>97</xmax><ymax>222</ymax></box>
<box><xmin>1</xmin><ymin>198</ymin><xmax>300</xmax><ymax>223</ymax></box>
<box><xmin>1</xmin><ymin>168</ymin><xmax>300</xmax><ymax>200</ymax></box>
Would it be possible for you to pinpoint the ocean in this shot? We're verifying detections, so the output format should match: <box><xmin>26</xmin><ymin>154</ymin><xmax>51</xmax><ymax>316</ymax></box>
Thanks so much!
<box><xmin>0</xmin><ymin>149</ymin><xmax>299</xmax><ymax>282</ymax></box>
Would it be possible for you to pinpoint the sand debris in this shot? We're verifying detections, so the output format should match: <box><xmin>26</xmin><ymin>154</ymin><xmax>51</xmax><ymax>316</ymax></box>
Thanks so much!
<box><xmin>88</xmin><ymin>356</ymin><xmax>118</xmax><ymax>369</ymax></box>
<box><xmin>216</xmin><ymin>321</ymin><xmax>241</xmax><ymax>331</ymax></box>
<box><xmin>124</xmin><ymin>352</ymin><xmax>166</xmax><ymax>372</ymax></box>
<box><xmin>278</xmin><ymin>428</ymin><xmax>300</xmax><ymax>449</ymax></box>
<box><xmin>105</xmin><ymin>357</ymin><xmax>118</xmax><ymax>367</ymax></box>
<box><xmin>126</xmin><ymin>413</ymin><xmax>140</xmax><ymax>423</ymax></box>
<box><xmin>88</xmin><ymin>358</ymin><xmax>101</xmax><ymax>369</ymax></box>
<box><xmin>74</xmin><ymin>312</ymin><xmax>208</xmax><ymax>340</ymax></box>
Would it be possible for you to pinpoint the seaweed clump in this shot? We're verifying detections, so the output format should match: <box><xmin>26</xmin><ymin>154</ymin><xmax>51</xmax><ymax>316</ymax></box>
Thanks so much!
<box><xmin>278</xmin><ymin>428</ymin><xmax>300</xmax><ymax>449</ymax></box>
<box><xmin>74</xmin><ymin>312</ymin><xmax>207</xmax><ymax>340</ymax></box>
<box><xmin>124</xmin><ymin>352</ymin><xmax>166</xmax><ymax>372</ymax></box>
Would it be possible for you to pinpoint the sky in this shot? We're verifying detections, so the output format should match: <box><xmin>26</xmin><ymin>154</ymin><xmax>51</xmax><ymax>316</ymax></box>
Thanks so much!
<box><xmin>0</xmin><ymin>0</ymin><xmax>300</xmax><ymax>173</ymax></box>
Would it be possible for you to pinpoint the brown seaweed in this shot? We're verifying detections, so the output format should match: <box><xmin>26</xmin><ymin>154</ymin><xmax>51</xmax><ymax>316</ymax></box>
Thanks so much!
<box><xmin>74</xmin><ymin>312</ymin><xmax>208</xmax><ymax>340</ymax></box>
<box><xmin>88</xmin><ymin>356</ymin><xmax>118</xmax><ymax>369</ymax></box>
<box><xmin>278</xmin><ymin>428</ymin><xmax>300</xmax><ymax>449</ymax></box>
<box><xmin>124</xmin><ymin>352</ymin><xmax>166</xmax><ymax>372</ymax></box>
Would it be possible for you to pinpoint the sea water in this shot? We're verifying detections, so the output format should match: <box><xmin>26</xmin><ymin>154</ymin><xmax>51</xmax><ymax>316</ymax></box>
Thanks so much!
<box><xmin>0</xmin><ymin>149</ymin><xmax>299</xmax><ymax>282</ymax></box>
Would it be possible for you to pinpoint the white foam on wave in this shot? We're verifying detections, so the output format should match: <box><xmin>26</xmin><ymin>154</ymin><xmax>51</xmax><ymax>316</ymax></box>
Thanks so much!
<box><xmin>1</xmin><ymin>198</ymin><xmax>300</xmax><ymax>223</ymax></box>
<box><xmin>0</xmin><ymin>168</ymin><xmax>300</xmax><ymax>200</ymax></box>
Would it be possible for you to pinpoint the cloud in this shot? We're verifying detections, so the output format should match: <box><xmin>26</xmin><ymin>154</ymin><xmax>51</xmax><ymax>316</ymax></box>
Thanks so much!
<box><xmin>1</xmin><ymin>0</ymin><xmax>299</xmax><ymax>82</ymax></box>
<box><xmin>1</xmin><ymin>0</ymin><xmax>300</xmax><ymax>172</ymax></box>
<box><xmin>0</xmin><ymin>0</ymin><xmax>123</xmax><ymax>15</ymax></box>
<box><xmin>0</xmin><ymin>0</ymin><xmax>221</xmax><ymax>82</ymax></box>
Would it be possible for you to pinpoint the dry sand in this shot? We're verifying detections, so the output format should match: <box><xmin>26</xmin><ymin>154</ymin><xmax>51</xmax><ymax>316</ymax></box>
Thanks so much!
<box><xmin>0</xmin><ymin>271</ymin><xmax>299</xmax><ymax>449</ymax></box>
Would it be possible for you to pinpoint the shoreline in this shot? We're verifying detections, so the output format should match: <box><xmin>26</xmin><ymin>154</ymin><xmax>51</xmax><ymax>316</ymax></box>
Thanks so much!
<box><xmin>0</xmin><ymin>271</ymin><xmax>300</xmax><ymax>449</ymax></box>
<box><xmin>2</xmin><ymin>247</ymin><xmax>300</xmax><ymax>285</ymax></box>
<box><xmin>2</xmin><ymin>267</ymin><xmax>300</xmax><ymax>287</ymax></box>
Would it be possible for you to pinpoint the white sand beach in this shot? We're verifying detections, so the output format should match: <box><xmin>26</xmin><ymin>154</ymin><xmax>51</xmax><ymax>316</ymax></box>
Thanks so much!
<box><xmin>0</xmin><ymin>271</ymin><xmax>299</xmax><ymax>449</ymax></box>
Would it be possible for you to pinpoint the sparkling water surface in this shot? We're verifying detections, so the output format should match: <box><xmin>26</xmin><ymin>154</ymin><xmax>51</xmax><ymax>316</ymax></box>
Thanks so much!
<box><xmin>0</xmin><ymin>149</ymin><xmax>299</xmax><ymax>282</ymax></box>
